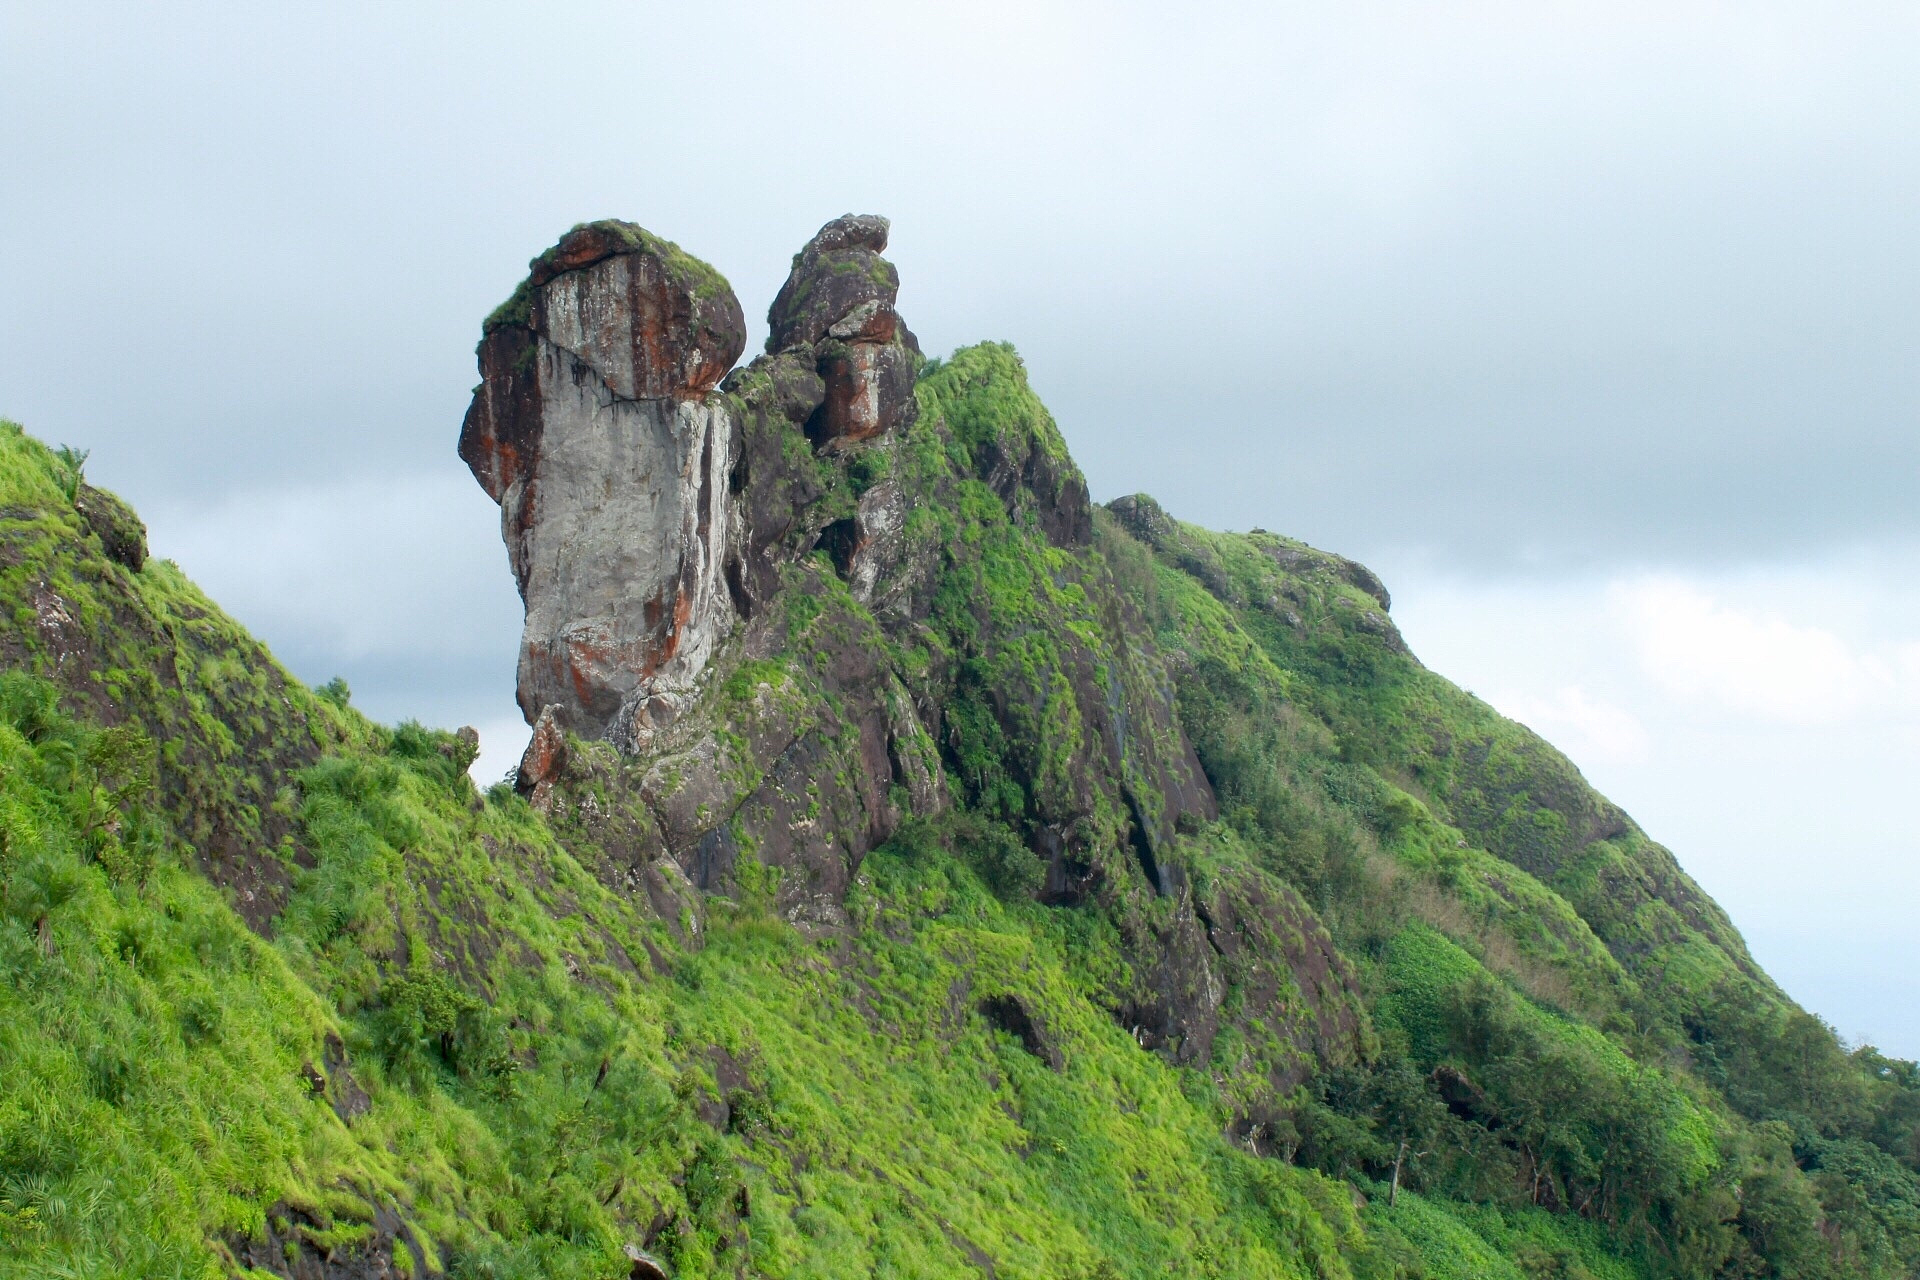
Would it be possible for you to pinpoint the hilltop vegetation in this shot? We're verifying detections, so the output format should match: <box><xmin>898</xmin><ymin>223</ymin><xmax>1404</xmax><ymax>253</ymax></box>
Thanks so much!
<box><xmin>1</xmin><ymin>330</ymin><xmax>1917</xmax><ymax>1279</ymax></box>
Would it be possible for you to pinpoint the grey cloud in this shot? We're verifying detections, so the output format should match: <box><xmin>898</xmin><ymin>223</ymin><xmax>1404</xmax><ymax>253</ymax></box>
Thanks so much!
<box><xmin>3</xmin><ymin>2</ymin><xmax>1917</xmax><ymax>680</ymax></box>
<box><xmin>145</xmin><ymin>471</ymin><xmax>522</xmax><ymax>729</ymax></box>
<box><xmin>4</xmin><ymin>2</ymin><xmax>1913</xmax><ymax>576</ymax></box>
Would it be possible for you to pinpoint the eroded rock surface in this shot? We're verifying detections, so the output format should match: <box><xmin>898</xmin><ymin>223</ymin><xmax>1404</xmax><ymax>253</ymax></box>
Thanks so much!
<box><xmin>461</xmin><ymin>215</ymin><xmax>1363</xmax><ymax>1120</ymax></box>
<box><xmin>460</xmin><ymin>221</ymin><xmax>748</xmax><ymax>738</ymax></box>
<box><xmin>767</xmin><ymin>214</ymin><xmax>919</xmax><ymax>447</ymax></box>
<box><xmin>463</xmin><ymin>216</ymin><xmax>934</xmax><ymax>743</ymax></box>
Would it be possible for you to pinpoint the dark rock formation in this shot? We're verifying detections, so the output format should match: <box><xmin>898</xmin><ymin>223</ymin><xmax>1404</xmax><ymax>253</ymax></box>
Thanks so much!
<box><xmin>1336</xmin><ymin>555</ymin><xmax>1391</xmax><ymax>611</ymax></box>
<box><xmin>978</xmin><ymin>993</ymin><xmax>1061</xmax><ymax>1069</ymax></box>
<box><xmin>227</xmin><ymin>1198</ymin><xmax>424</xmax><ymax>1280</ymax></box>
<box><xmin>767</xmin><ymin>215</ymin><xmax>918</xmax><ymax>447</ymax></box>
<box><xmin>1106</xmin><ymin>493</ymin><xmax>1177</xmax><ymax>546</ymax></box>
<box><xmin>75</xmin><ymin>483</ymin><xmax>146</xmax><ymax>571</ymax></box>
<box><xmin>767</xmin><ymin>213</ymin><xmax>895</xmax><ymax>351</ymax></box>
<box><xmin>463</xmin><ymin>214</ymin><xmax>948</xmax><ymax>930</ymax></box>
<box><xmin>516</xmin><ymin>704</ymin><xmax>567</xmax><ymax>808</ymax></box>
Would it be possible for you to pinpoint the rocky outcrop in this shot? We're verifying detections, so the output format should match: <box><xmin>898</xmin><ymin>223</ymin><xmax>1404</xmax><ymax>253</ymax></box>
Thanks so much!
<box><xmin>75</xmin><ymin>483</ymin><xmax>147</xmax><ymax>572</ymax></box>
<box><xmin>1106</xmin><ymin>493</ymin><xmax>1178</xmax><ymax>547</ymax></box>
<box><xmin>463</xmin><ymin>215</ymin><xmax>948</xmax><ymax>927</ymax></box>
<box><xmin>227</xmin><ymin>1198</ymin><xmax>425</xmax><ymax>1280</ymax></box>
<box><xmin>462</xmin><ymin>216</ymin><xmax>933</xmax><ymax>743</ymax></box>
<box><xmin>516</xmin><ymin>704</ymin><xmax>567</xmax><ymax>807</ymax></box>
<box><xmin>766</xmin><ymin>214</ymin><xmax>919</xmax><ymax>447</ymax></box>
<box><xmin>460</xmin><ymin>221</ymin><xmax>748</xmax><ymax>740</ymax></box>
<box><xmin>457</xmin><ymin>215</ymin><xmax>1367</xmax><ymax>1105</ymax></box>
<box><xmin>462</xmin><ymin>218</ymin><xmax>1225</xmax><ymax>912</ymax></box>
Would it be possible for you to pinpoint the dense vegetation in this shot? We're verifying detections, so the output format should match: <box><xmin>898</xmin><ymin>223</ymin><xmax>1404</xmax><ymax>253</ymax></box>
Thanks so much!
<box><xmin>1</xmin><ymin>336</ymin><xmax>1916</xmax><ymax>1280</ymax></box>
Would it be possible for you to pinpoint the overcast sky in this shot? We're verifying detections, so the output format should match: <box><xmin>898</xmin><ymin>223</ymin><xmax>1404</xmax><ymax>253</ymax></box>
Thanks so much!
<box><xmin>3</xmin><ymin>2</ymin><xmax>1916</xmax><ymax>1052</ymax></box>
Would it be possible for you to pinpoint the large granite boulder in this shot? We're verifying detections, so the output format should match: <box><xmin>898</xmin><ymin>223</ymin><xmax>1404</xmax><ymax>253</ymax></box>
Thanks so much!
<box><xmin>766</xmin><ymin>213</ymin><xmax>896</xmax><ymax>351</ymax></box>
<box><xmin>458</xmin><ymin>221</ymin><xmax>747</xmax><ymax>738</ymax></box>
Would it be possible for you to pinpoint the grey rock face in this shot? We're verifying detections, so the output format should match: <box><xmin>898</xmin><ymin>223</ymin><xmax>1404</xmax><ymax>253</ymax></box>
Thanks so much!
<box><xmin>462</xmin><ymin>216</ymin><xmax>928</xmax><ymax>745</ymax></box>
<box><xmin>461</xmin><ymin>222</ymin><xmax>748</xmax><ymax>739</ymax></box>
<box><xmin>506</xmin><ymin>365</ymin><xmax>735</xmax><ymax>733</ymax></box>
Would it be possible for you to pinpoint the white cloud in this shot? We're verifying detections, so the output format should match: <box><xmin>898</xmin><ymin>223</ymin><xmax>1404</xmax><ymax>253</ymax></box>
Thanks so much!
<box><xmin>1486</xmin><ymin>685</ymin><xmax>1650</xmax><ymax>764</ymax></box>
<box><xmin>1390</xmin><ymin>553</ymin><xmax>1920</xmax><ymax>1055</ymax></box>
<box><xmin>146</xmin><ymin>469</ymin><xmax>517</xmax><ymax>663</ymax></box>
<box><xmin>469</xmin><ymin>714</ymin><xmax>531</xmax><ymax>788</ymax></box>
<box><xmin>1610</xmin><ymin>576</ymin><xmax>1883</xmax><ymax>722</ymax></box>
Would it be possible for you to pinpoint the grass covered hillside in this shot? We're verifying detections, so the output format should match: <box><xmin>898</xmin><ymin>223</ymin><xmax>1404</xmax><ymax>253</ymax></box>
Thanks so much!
<box><xmin>0</xmin><ymin>334</ymin><xmax>1917</xmax><ymax>1280</ymax></box>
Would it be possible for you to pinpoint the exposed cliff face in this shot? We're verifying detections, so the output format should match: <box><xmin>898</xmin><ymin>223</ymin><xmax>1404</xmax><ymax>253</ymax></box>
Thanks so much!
<box><xmin>459</xmin><ymin>221</ymin><xmax>747</xmax><ymax>739</ymax></box>
<box><xmin>460</xmin><ymin>216</ymin><xmax>1354</xmax><ymax>1096</ymax></box>
<box><xmin>460</xmin><ymin>215</ymin><xmax>929</xmax><ymax>750</ymax></box>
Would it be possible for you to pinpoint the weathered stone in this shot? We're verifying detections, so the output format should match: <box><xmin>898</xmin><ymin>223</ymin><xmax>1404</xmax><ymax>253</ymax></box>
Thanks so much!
<box><xmin>826</xmin><ymin>474</ymin><xmax>908</xmax><ymax>604</ymax></box>
<box><xmin>504</xmin><ymin>375</ymin><xmax>736</xmax><ymax>731</ymax></box>
<box><xmin>1337</xmin><ymin>555</ymin><xmax>1391</xmax><ymax>611</ymax></box>
<box><xmin>438</xmin><ymin>725</ymin><xmax>480</xmax><ymax>773</ymax></box>
<box><xmin>766</xmin><ymin>215</ymin><xmax>898</xmax><ymax>352</ymax></box>
<box><xmin>756</xmin><ymin>215</ymin><xmax>921</xmax><ymax>450</ymax></box>
<box><xmin>810</xmin><ymin>339</ymin><xmax>917</xmax><ymax>446</ymax></box>
<box><xmin>625</xmin><ymin>1244</ymin><xmax>670</xmax><ymax>1280</ymax></box>
<box><xmin>722</xmin><ymin>349</ymin><xmax>826</xmax><ymax>424</ymax></box>
<box><xmin>460</xmin><ymin>222</ymin><xmax>748</xmax><ymax>737</ymax></box>
<box><xmin>1106</xmin><ymin>493</ymin><xmax>1178</xmax><ymax>548</ymax></box>
<box><xmin>826</xmin><ymin>298</ymin><xmax>898</xmax><ymax>343</ymax></box>
<box><xmin>1356</xmin><ymin>608</ymin><xmax>1408</xmax><ymax>653</ymax></box>
<box><xmin>460</xmin><ymin>215</ymin><xmax>1213</xmax><ymax>963</ymax></box>
<box><xmin>532</xmin><ymin>237</ymin><xmax>743</xmax><ymax>400</ymax></box>
<box><xmin>228</xmin><ymin>1196</ymin><xmax>423</xmax><ymax>1280</ymax></box>
<box><xmin>517</xmin><ymin>704</ymin><xmax>567</xmax><ymax>808</ymax></box>
<box><xmin>802</xmin><ymin>212</ymin><xmax>890</xmax><ymax>256</ymax></box>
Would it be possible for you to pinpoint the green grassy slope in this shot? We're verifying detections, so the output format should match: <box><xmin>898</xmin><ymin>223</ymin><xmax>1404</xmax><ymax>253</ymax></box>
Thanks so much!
<box><xmin>1098</xmin><ymin>490</ymin><xmax>1920</xmax><ymax>1278</ymax></box>
<box><xmin>0</xmin><ymin>342</ymin><xmax>1916</xmax><ymax>1280</ymax></box>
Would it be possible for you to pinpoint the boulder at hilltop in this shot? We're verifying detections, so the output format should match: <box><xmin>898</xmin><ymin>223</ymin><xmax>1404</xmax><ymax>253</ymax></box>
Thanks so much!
<box><xmin>461</xmin><ymin>215</ymin><xmax>936</xmax><ymax>744</ymax></box>
<box><xmin>766</xmin><ymin>214</ymin><xmax>918</xmax><ymax>446</ymax></box>
<box><xmin>458</xmin><ymin>221</ymin><xmax>747</xmax><ymax>738</ymax></box>
<box><xmin>766</xmin><ymin>213</ymin><xmax>896</xmax><ymax>351</ymax></box>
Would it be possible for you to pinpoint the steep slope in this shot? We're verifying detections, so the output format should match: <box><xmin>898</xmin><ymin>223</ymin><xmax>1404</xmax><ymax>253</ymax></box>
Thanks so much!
<box><xmin>0</xmin><ymin>215</ymin><xmax>1916</xmax><ymax>1280</ymax></box>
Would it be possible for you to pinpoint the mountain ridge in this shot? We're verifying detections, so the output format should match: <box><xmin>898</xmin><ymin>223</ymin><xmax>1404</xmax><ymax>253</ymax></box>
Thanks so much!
<box><xmin>0</xmin><ymin>214</ymin><xmax>1913</xmax><ymax>1279</ymax></box>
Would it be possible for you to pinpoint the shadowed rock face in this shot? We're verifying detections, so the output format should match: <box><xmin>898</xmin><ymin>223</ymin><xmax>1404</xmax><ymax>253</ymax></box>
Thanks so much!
<box><xmin>459</xmin><ymin>221</ymin><xmax>747</xmax><ymax>739</ymax></box>
<box><xmin>768</xmin><ymin>214</ymin><xmax>919</xmax><ymax>447</ymax></box>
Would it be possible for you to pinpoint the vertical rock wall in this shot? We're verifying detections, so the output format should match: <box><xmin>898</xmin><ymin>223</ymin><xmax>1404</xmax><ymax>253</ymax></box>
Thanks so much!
<box><xmin>459</xmin><ymin>222</ymin><xmax>747</xmax><ymax>740</ymax></box>
<box><xmin>460</xmin><ymin>215</ymin><xmax>925</xmax><ymax>748</ymax></box>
